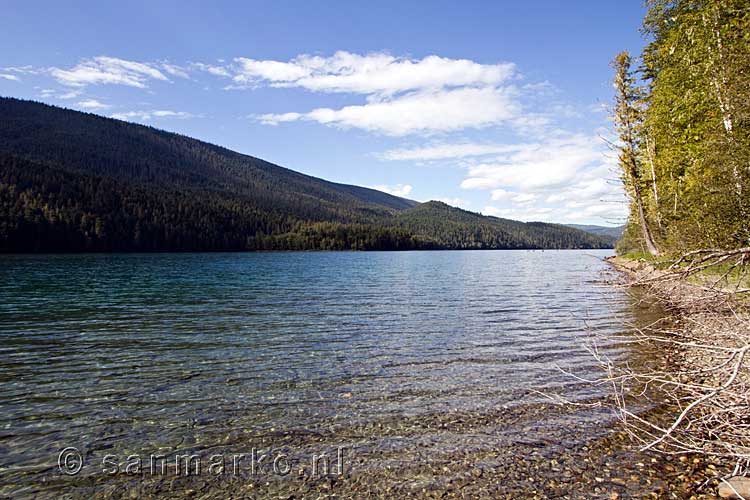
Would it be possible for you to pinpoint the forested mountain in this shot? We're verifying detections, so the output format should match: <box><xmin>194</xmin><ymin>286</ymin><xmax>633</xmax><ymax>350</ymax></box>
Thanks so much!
<box><xmin>397</xmin><ymin>202</ymin><xmax>612</xmax><ymax>249</ymax></box>
<box><xmin>612</xmin><ymin>0</ymin><xmax>749</xmax><ymax>255</ymax></box>
<box><xmin>0</xmin><ymin>97</ymin><xmax>611</xmax><ymax>252</ymax></box>
<box><xmin>566</xmin><ymin>224</ymin><xmax>624</xmax><ymax>245</ymax></box>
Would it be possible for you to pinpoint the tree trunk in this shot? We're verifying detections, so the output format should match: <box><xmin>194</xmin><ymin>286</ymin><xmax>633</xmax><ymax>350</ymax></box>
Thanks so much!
<box><xmin>627</xmin><ymin>145</ymin><xmax>660</xmax><ymax>257</ymax></box>
<box><xmin>634</xmin><ymin>181</ymin><xmax>660</xmax><ymax>256</ymax></box>
<box><xmin>611</xmin><ymin>51</ymin><xmax>662</xmax><ymax>257</ymax></box>
<box><xmin>645</xmin><ymin>134</ymin><xmax>661</xmax><ymax>228</ymax></box>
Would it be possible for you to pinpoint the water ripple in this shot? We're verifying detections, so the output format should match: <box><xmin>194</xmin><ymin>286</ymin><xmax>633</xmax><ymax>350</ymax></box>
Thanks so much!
<box><xmin>0</xmin><ymin>250</ymin><xmax>638</xmax><ymax>473</ymax></box>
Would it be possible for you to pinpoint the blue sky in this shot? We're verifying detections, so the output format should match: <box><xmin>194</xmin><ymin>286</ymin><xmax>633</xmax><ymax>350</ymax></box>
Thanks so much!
<box><xmin>0</xmin><ymin>1</ymin><xmax>647</xmax><ymax>225</ymax></box>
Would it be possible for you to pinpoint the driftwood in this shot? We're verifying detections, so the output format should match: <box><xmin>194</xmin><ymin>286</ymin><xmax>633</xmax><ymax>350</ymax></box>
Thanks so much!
<box><xmin>639</xmin><ymin>247</ymin><xmax>750</xmax><ymax>294</ymax></box>
<box><xmin>598</xmin><ymin>252</ymin><xmax>750</xmax><ymax>498</ymax></box>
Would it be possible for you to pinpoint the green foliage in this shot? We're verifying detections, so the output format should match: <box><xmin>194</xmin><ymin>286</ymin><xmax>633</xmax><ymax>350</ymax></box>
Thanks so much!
<box><xmin>0</xmin><ymin>98</ymin><xmax>612</xmax><ymax>252</ymax></box>
<box><xmin>611</xmin><ymin>50</ymin><xmax>661</xmax><ymax>256</ymax></box>
<box><xmin>395</xmin><ymin>202</ymin><xmax>611</xmax><ymax>250</ymax></box>
<box><xmin>617</xmin><ymin>0</ymin><xmax>750</xmax><ymax>253</ymax></box>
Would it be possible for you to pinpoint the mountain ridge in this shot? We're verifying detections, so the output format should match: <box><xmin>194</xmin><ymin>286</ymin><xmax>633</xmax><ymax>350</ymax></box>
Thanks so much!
<box><xmin>0</xmin><ymin>97</ymin><xmax>612</xmax><ymax>252</ymax></box>
<box><xmin>565</xmin><ymin>224</ymin><xmax>624</xmax><ymax>246</ymax></box>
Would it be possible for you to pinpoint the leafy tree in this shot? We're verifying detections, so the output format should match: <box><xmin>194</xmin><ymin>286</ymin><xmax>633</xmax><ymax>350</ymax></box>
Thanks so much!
<box><xmin>612</xmin><ymin>51</ymin><xmax>661</xmax><ymax>256</ymax></box>
<box><xmin>616</xmin><ymin>0</ymin><xmax>750</xmax><ymax>254</ymax></box>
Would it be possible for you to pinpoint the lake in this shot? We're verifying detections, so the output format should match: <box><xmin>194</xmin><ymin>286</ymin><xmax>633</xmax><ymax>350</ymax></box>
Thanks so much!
<box><xmin>0</xmin><ymin>250</ymin><xmax>655</xmax><ymax>497</ymax></box>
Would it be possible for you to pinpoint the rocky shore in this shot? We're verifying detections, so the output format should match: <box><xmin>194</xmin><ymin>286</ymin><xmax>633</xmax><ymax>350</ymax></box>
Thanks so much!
<box><xmin>11</xmin><ymin>401</ymin><xmax>729</xmax><ymax>499</ymax></box>
<box><xmin>607</xmin><ymin>256</ymin><xmax>749</xmax><ymax>499</ymax></box>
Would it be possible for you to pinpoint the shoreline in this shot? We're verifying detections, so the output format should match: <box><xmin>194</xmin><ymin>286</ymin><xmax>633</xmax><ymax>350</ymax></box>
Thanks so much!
<box><xmin>607</xmin><ymin>255</ymin><xmax>749</xmax><ymax>499</ymax></box>
<box><xmin>5</xmin><ymin>401</ymin><xmax>722</xmax><ymax>499</ymax></box>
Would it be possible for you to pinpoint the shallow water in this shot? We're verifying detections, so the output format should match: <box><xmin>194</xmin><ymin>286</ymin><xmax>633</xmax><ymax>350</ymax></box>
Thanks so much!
<box><xmin>0</xmin><ymin>250</ymin><xmax>646</xmax><ymax>495</ymax></box>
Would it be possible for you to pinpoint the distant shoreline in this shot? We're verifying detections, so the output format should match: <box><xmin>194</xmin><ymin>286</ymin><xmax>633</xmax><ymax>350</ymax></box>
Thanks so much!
<box><xmin>0</xmin><ymin>247</ymin><xmax>614</xmax><ymax>255</ymax></box>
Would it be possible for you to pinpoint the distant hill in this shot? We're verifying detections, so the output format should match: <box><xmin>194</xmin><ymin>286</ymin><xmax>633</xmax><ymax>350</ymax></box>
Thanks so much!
<box><xmin>397</xmin><ymin>202</ymin><xmax>614</xmax><ymax>249</ymax></box>
<box><xmin>566</xmin><ymin>224</ymin><xmax>624</xmax><ymax>246</ymax></box>
<box><xmin>0</xmin><ymin>97</ymin><xmax>612</xmax><ymax>252</ymax></box>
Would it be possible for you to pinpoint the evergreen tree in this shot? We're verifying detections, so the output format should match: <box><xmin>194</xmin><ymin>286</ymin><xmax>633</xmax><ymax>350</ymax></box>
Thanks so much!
<box><xmin>616</xmin><ymin>0</ymin><xmax>750</xmax><ymax>254</ymax></box>
<box><xmin>612</xmin><ymin>51</ymin><xmax>661</xmax><ymax>256</ymax></box>
<box><xmin>0</xmin><ymin>98</ymin><xmax>613</xmax><ymax>253</ymax></box>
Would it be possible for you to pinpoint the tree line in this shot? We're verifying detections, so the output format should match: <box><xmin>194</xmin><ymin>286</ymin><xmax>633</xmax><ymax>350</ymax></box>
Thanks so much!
<box><xmin>613</xmin><ymin>0</ymin><xmax>750</xmax><ymax>255</ymax></box>
<box><xmin>0</xmin><ymin>97</ymin><xmax>612</xmax><ymax>252</ymax></box>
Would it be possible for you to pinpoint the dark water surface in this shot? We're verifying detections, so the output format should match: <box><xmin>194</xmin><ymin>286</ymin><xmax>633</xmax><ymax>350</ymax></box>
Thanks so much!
<box><xmin>0</xmin><ymin>250</ymin><xmax>646</xmax><ymax>496</ymax></box>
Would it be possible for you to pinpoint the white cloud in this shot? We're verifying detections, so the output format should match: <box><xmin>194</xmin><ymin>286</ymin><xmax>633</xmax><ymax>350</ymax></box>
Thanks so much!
<box><xmin>460</xmin><ymin>177</ymin><xmax>500</xmax><ymax>190</ymax></box>
<box><xmin>77</xmin><ymin>99</ymin><xmax>111</xmax><ymax>110</ymax></box>
<box><xmin>151</xmin><ymin>110</ymin><xmax>193</xmax><ymax>118</ymax></box>
<box><xmin>110</xmin><ymin>110</ymin><xmax>195</xmax><ymax>121</ymax></box>
<box><xmin>380</xmin><ymin>142</ymin><xmax>528</xmax><ymax>161</ymax></box>
<box><xmin>489</xmin><ymin>188</ymin><xmax>514</xmax><ymax>201</ymax></box>
<box><xmin>50</xmin><ymin>56</ymin><xmax>168</xmax><ymax>88</ymax></box>
<box><xmin>369</xmin><ymin>183</ymin><xmax>413</xmax><ymax>198</ymax></box>
<box><xmin>482</xmin><ymin>206</ymin><xmax>555</xmax><ymax>221</ymax></box>
<box><xmin>550</xmin><ymin>103</ymin><xmax>582</xmax><ymax>119</ymax></box>
<box><xmin>509</xmin><ymin>114</ymin><xmax>554</xmax><ymax>136</ymax></box>
<box><xmin>257</xmin><ymin>112</ymin><xmax>302</xmax><ymax>125</ymax></box>
<box><xmin>191</xmin><ymin>62</ymin><xmax>231</xmax><ymax>77</ymax></box>
<box><xmin>490</xmin><ymin>189</ymin><xmax>537</xmax><ymax>204</ymax></box>
<box><xmin>241</xmin><ymin>52</ymin><xmax>523</xmax><ymax>136</ymax></box>
<box><xmin>161</xmin><ymin>63</ymin><xmax>190</xmax><ymax>79</ymax></box>
<box><xmin>460</xmin><ymin>134</ymin><xmax>606</xmax><ymax>191</ymax></box>
<box><xmin>514</xmin><ymin>193</ymin><xmax>538</xmax><ymax>203</ymax></box>
<box><xmin>14</xmin><ymin>52</ymin><xmax>539</xmax><ymax>138</ymax></box>
<box><xmin>521</xmin><ymin>81</ymin><xmax>557</xmax><ymax>95</ymax></box>
<box><xmin>235</xmin><ymin>58</ymin><xmax>310</xmax><ymax>84</ymax></box>
<box><xmin>257</xmin><ymin>86</ymin><xmax>520</xmax><ymax>136</ymax></box>
<box><xmin>483</xmin><ymin>203</ymin><xmax>627</xmax><ymax>225</ymax></box>
<box><xmin>428</xmin><ymin>133</ymin><xmax>629</xmax><ymax>224</ymax></box>
<box><xmin>110</xmin><ymin>111</ymin><xmax>153</xmax><ymax>121</ymax></box>
<box><xmin>232</xmin><ymin>51</ymin><xmax>515</xmax><ymax>95</ymax></box>
<box><xmin>481</xmin><ymin>173</ymin><xmax>627</xmax><ymax>224</ymax></box>
<box><xmin>58</xmin><ymin>90</ymin><xmax>82</xmax><ymax>99</ymax></box>
<box><xmin>39</xmin><ymin>89</ymin><xmax>82</xmax><ymax>99</ymax></box>
<box><xmin>565</xmin><ymin>202</ymin><xmax>626</xmax><ymax>222</ymax></box>
<box><xmin>1</xmin><ymin>65</ymin><xmax>41</xmax><ymax>75</ymax></box>
<box><xmin>0</xmin><ymin>74</ymin><xmax>19</xmax><ymax>81</ymax></box>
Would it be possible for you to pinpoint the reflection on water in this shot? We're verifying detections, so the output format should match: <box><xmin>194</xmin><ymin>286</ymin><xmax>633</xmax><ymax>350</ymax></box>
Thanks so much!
<box><xmin>0</xmin><ymin>250</ymin><xmax>644</xmax><ymax>494</ymax></box>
